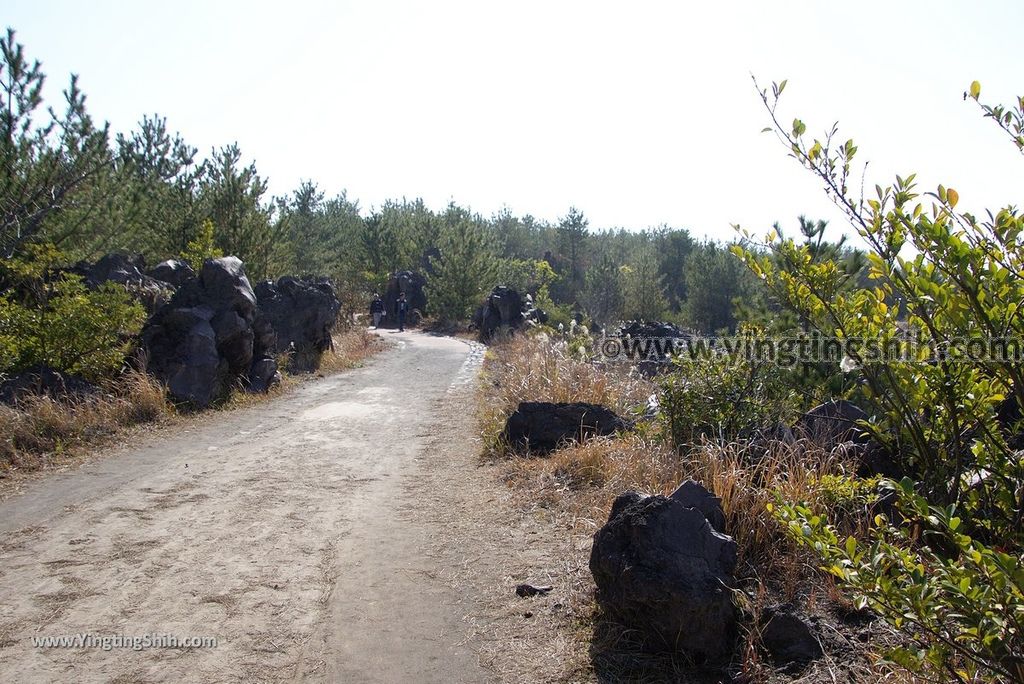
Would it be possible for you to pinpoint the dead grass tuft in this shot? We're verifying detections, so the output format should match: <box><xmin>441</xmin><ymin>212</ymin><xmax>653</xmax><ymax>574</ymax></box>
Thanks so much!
<box><xmin>0</xmin><ymin>370</ymin><xmax>172</xmax><ymax>472</ymax></box>
<box><xmin>479</xmin><ymin>333</ymin><xmax>654</xmax><ymax>456</ymax></box>
<box><xmin>681</xmin><ymin>438</ymin><xmax>863</xmax><ymax>588</ymax></box>
<box><xmin>318</xmin><ymin>325</ymin><xmax>386</xmax><ymax>374</ymax></box>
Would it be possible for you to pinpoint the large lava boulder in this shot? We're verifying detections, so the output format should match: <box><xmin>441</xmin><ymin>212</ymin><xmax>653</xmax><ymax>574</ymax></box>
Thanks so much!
<box><xmin>793</xmin><ymin>400</ymin><xmax>902</xmax><ymax>476</ymax></box>
<box><xmin>616</xmin><ymin>319</ymin><xmax>687</xmax><ymax>340</ymax></box>
<box><xmin>142</xmin><ymin>257</ymin><xmax>277</xmax><ymax>407</ymax></box>
<box><xmin>472</xmin><ymin>286</ymin><xmax>525</xmax><ymax>342</ymax></box>
<box><xmin>254</xmin><ymin>276</ymin><xmax>341</xmax><ymax>371</ymax></box>
<box><xmin>147</xmin><ymin>259</ymin><xmax>196</xmax><ymax>289</ymax></box>
<box><xmin>589</xmin><ymin>490</ymin><xmax>738</xmax><ymax>662</ymax></box>
<box><xmin>71</xmin><ymin>253</ymin><xmax>176</xmax><ymax>313</ymax></box>
<box><xmin>143</xmin><ymin>305</ymin><xmax>223</xmax><ymax>406</ymax></box>
<box><xmin>614</xmin><ymin>320</ymin><xmax>693</xmax><ymax>376</ymax></box>
<box><xmin>383</xmin><ymin>270</ymin><xmax>426</xmax><ymax>327</ymax></box>
<box><xmin>502</xmin><ymin>401</ymin><xmax>630</xmax><ymax>453</ymax></box>
<box><xmin>793</xmin><ymin>400</ymin><xmax>869</xmax><ymax>447</ymax></box>
<box><xmin>670</xmin><ymin>479</ymin><xmax>727</xmax><ymax>533</ymax></box>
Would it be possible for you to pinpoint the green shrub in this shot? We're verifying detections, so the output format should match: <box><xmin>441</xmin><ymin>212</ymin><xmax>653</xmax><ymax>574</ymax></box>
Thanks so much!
<box><xmin>658</xmin><ymin>326</ymin><xmax>799</xmax><ymax>446</ymax></box>
<box><xmin>738</xmin><ymin>80</ymin><xmax>1024</xmax><ymax>682</ymax></box>
<box><xmin>812</xmin><ymin>473</ymin><xmax>879</xmax><ymax>512</ymax></box>
<box><xmin>774</xmin><ymin>483</ymin><xmax>1024</xmax><ymax>681</ymax></box>
<box><xmin>0</xmin><ymin>245</ymin><xmax>147</xmax><ymax>382</ymax></box>
<box><xmin>180</xmin><ymin>219</ymin><xmax>223</xmax><ymax>271</ymax></box>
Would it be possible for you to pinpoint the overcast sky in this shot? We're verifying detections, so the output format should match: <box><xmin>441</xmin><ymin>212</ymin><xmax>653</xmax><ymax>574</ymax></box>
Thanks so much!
<box><xmin>5</xmin><ymin>1</ymin><xmax>1022</xmax><ymax>240</ymax></box>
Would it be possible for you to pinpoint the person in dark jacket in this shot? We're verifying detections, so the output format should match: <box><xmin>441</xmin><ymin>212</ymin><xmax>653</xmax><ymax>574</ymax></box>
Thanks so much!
<box><xmin>396</xmin><ymin>292</ymin><xmax>408</xmax><ymax>332</ymax></box>
<box><xmin>369</xmin><ymin>294</ymin><xmax>385</xmax><ymax>328</ymax></box>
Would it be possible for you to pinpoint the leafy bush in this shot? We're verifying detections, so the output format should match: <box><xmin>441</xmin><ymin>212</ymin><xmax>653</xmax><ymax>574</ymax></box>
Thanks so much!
<box><xmin>180</xmin><ymin>218</ymin><xmax>223</xmax><ymax>271</ymax></box>
<box><xmin>658</xmin><ymin>327</ymin><xmax>799</xmax><ymax>446</ymax></box>
<box><xmin>775</xmin><ymin>483</ymin><xmax>1024</xmax><ymax>681</ymax></box>
<box><xmin>494</xmin><ymin>258</ymin><xmax>557</xmax><ymax>299</ymax></box>
<box><xmin>811</xmin><ymin>473</ymin><xmax>879</xmax><ymax>515</ymax></box>
<box><xmin>737</xmin><ymin>80</ymin><xmax>1024</xmax><ymax>681</ymax></box>
<box><xmin>0</xmin><ymin>245</ymin><xmax>146</xmax><ymax>382</ymax></box>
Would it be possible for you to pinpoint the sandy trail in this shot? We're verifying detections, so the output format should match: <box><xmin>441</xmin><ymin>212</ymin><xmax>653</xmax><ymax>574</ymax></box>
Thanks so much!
<box><xmin>0</xmin><ymin>331</ymin><xmax>496</xmax><ymax>683</ymax></box>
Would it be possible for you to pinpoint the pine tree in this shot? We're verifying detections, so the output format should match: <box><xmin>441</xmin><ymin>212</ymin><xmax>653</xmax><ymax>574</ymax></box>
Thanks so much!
<box><xmin>1</xmin><ymin>29</ymin><xmax>111</xmax><ymax>258</ymax></box>
<box><xmin>426</xmin><ymin>204</ymin><xmax>496</xmax><ymax>322</ymax></box>
<box><xmin>556</xmin><ymin>206</ymin><xmax>588</xmax><ymax>302</ymax></box>
<box><xmin>621</xmin><ymin>235</ymin><xmax>668</xmax><ymax>322</ymax></box>
<box><xmin>682</xmin><ymin>242</ymin><xmax>755</xmax><ymax>333</ymax></box>
<box><xmin>584</xmin><ymin>253</ymin><xmax>624</xmax><ymax>326</ymax></box>
<box><xmin>196</xmin><ymin>144</ymin><xmax>284</xmax><ymax>279</ymax></box>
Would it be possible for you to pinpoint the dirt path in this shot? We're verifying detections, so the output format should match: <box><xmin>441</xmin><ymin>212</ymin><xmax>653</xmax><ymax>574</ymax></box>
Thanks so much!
<box><xmin>0</xmin><ymin>331</ymin><xmax>519</xmax><ymax>684</ymax></box>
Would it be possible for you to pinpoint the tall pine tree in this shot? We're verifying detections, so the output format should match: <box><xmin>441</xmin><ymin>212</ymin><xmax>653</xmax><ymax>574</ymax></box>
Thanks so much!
<box><xmin>426</xmin><ymin>203</ymin><xmax>496</xmax><ymax>322</ymax></box>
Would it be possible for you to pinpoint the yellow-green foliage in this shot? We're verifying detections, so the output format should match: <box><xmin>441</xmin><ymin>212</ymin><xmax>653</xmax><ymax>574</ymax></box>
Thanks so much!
<box><xmin>180</xmin><ymin>219</ymin><xmax>223</xmax><ymax>271</ymax></box>
<box><xmin>811</xmin><ymin>473</ymin><xmax>879</xmax><ymax>514</ymax></box>
<box><xmin>742</xmin><ymin>79</ymin><xmax>1024</xmax><ymax>681</ymax></box>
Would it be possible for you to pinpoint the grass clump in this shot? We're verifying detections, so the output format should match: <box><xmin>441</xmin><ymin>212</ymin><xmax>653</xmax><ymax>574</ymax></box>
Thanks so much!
<box><xmin>479</xmin><ymin>332</ymin><xmax>653</xmax><ymax>457</ymax></box>
<box><xmin>0</xmin><ymin>370</ymin><xmax>171</xmax><ymax>472</ymax></box>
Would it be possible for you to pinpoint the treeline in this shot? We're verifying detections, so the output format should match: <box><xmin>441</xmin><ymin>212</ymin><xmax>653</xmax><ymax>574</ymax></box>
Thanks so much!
<box><xmin>3</xmin><ymin>28</ymin><xmax>865</xmax><ymax>335</ymax></box>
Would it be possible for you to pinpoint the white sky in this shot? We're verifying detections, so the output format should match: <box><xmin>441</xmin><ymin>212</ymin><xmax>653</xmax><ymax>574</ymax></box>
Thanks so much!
<box><xmin>5</xmin><ymin>0</ymin><xmax>1022</xmax><ymax>241</ymax></box>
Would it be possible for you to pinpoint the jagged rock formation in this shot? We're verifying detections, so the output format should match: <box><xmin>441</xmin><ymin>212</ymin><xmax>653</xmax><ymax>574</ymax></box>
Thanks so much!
<box><xmin>589</xmin><ymin>489</ymin><xmax>738</xmax><ymax>662</ymax></box>
<box><xmin>382</xmin><ymin>271</ymin><xmax>426</xmax><ymax>328</ymax></box>
<box><xmin>472</xmin><ymin>286</ymin><xmax>548</xmax><ymax>342</ymax></box>
<box><xmin>142</xmin><ymin>257</ymin><xmax>277</xmax><ymax>407</ymax></box>
<box><xmin>70</xmin><ymin>253</ymin><xmax>175</xmax><ymax>313</ymax></box>
<box><xmin>253</xmin><ymin>276</ymin><xmax>341</xmax><ymax>372</ymax></box>
<box><xmin>146</xmin><ymin>259</ymin><xmax>196</xmax><ymax>288</ymax></box>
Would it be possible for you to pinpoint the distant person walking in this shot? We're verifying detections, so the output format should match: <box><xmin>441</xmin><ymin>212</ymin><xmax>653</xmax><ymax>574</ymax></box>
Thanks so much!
<box><xmin>370</xmin><ymin>294</ymin><xmax>385</xmax><ymax>329</ymax></box>
<box><xmin>396</xmin><ymin>292</ymin><xmax>409</xmax><ymax>332</ymax></box>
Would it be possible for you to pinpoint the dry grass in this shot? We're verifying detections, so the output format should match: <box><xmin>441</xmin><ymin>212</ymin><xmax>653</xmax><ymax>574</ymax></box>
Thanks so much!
<box><xmin>478</xmin><ymin>333</ymin><xmax>896</xmax><ymax>683</ymax></box>
<box><xmin>480</xmin><ymin>333</ymin><xmax>654</xmax><ymax>455</ymax></box>
<box><xmin>318</xmin><ymin>325</ymin><xmax>385</xmax><ymax>373</ymax></box>
<box><xmin>500</xmin><ymin>433</ymin><xmax>862</xmax><ymax>591</ymax></box>
<box><xmin>0</xmin><ymin>370</ymin><xmax>172</xmax><ymax>472</ymax></box>
<box><xmin>682</xmin><ymin>439</ymin><xmax>864</xmax><ymax>587</ymax></box>
<box><xmin>480</xmin><ymin>334</ymin><xmax>858</xmax><ymax>583</ymax></box>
